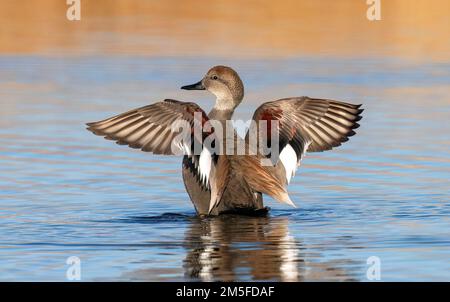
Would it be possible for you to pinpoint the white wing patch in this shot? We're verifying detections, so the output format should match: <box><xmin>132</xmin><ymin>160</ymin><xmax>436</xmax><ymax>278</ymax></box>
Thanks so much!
<box><xmin>198</xmin><ymin>148</ymin><xmax>212</xmax><ymax>186</ymax></box>
<box><xmin>279</xmin><ymin>144</ymin><xmax>298</xmax><ymax>184</ymax></box>
<box><xmin>279</xmin><ymin>142</ymin><xmax>310</xmax><ymax>184</ymax></box>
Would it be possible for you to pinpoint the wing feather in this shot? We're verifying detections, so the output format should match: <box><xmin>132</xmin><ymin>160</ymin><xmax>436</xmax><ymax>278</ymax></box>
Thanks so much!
<box><xmin>86</xmin><ymin>99</ymin><xmax>215</xmax><ymax>188</ymax></box>
<box><xmin>248</xmin><ymin>96</ymin><xmax>363</xmax><ymax>183</ymax></box>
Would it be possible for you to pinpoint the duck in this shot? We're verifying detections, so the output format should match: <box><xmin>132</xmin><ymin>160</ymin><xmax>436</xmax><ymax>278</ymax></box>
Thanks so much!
<box><xmin>86</xmin><ymin>65</ymin><xmax>363</xmax><ymax>216</ymax></box>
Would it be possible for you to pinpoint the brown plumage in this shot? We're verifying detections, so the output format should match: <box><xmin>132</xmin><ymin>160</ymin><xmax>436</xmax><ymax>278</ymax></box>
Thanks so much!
<box><xmin>86</xmin><ymin>65</ymin><xmax>363</xmax><ymax>216</ymax></box>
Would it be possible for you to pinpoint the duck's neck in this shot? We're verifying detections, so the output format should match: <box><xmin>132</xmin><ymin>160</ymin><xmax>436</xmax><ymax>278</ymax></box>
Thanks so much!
<box><xmin>209</xmin><ymin>108</ymin><xmax>234</xmax><ymax>121</ymax></box>
<box><xmin>208</xmin><ymin>97</ymin><xmax>236</xmax><ymax>121</ymax></box>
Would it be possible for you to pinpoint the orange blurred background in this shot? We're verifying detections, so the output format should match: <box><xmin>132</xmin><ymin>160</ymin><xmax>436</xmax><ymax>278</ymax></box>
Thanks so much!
<box><xmin>0</xmin><ymin>0</ymin><xmax>449</xmax><ymax>60</ymax></box>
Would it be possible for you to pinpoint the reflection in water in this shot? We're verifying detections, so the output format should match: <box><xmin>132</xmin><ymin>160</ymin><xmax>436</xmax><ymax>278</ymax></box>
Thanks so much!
<box><xmin>183</xmin><ymin>216</ymin><xmax>356</xmax><ymax>281</ymax></box>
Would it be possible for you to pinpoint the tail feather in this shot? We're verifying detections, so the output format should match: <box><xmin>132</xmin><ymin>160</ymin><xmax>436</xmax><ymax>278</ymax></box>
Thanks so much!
<box><xmin>237</xmin><ymin>155</ymin><xmax>296</xmax><ymax>207</ymax></box>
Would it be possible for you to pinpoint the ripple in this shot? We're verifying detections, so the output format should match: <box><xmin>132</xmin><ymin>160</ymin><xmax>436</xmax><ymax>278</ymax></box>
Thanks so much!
<box><xmin>104</xmin><ymin>213</ymin><xmax>194</xmax><ymax>224</ymax></box>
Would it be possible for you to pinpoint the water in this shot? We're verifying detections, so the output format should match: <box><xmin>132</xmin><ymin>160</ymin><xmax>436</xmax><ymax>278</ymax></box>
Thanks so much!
<box><xmin>0</xmin><ymin>55</ymin><xmax>449</xmax><ymax>281</ymax></box>
<box><xmin>1</xmin><ymin>0</ymin><xmax>450</xmax><ymax>281</ymax></box>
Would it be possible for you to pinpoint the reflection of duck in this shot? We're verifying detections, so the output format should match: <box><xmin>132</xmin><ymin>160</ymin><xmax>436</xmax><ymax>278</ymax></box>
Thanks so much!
<box><xmin>87</xmin><ymin>66</ymin><xmax>363</xmax><ymax>216</ymax></box>
<box><xmin>183</xmin><ymin>215</ymin><xmax>357</xmax><ymax>281</ymax></box>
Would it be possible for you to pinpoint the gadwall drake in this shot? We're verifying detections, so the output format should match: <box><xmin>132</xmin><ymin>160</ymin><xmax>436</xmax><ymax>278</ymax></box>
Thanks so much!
<box><xmin>87</xmin><ymin>66</ymin><xmax>363</xmax><ymax>216</ymax></box>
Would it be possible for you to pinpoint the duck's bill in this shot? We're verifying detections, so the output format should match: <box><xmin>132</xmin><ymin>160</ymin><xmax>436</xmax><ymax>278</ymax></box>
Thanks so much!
<box><xmin>181</xmin><ymin>80</ymin><xmax>205</xmax><ymax>90</ymax></box>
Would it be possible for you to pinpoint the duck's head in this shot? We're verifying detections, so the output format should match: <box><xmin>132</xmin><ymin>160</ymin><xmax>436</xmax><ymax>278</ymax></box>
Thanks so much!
<box><xmin>181</xmin><ymin>65</ymin><xmax>244</xmax><ymax>110</ymax></box>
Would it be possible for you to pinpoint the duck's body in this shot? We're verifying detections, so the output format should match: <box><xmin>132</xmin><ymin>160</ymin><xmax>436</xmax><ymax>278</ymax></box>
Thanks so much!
<box><xmin>182</xmin><ymin>104</ymin><xmax>266</xmax><ymax>215</ymax></box>
<box><xmin>87</xmin><ymin>66</ymin><xmax>363</xmax><ymax>216</ymax></box>
<box><xmin>182</xmin><ymin>155</ymin><xmax>265</xmax><ymax>215</ymax></box>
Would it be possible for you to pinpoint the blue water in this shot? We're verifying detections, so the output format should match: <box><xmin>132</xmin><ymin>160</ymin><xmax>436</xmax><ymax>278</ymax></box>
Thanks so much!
<box><xmin>0</xmin><ymin>56</ymin><xmax>449</xmax><ymax>281</ymax></box>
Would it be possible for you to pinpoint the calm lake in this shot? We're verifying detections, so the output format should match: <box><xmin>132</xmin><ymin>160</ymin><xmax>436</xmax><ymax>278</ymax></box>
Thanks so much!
<box><xmin>0</xmin><ymin>0</ymin><xmax>449</xmax><ymax>281</ymax></box>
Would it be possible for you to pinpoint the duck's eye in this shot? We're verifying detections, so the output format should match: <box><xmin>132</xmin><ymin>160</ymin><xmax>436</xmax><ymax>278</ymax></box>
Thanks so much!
<box><xmin>212</xmin><ymin>75</ymin><xmax>218</xmax><ymax>80</ymax></box>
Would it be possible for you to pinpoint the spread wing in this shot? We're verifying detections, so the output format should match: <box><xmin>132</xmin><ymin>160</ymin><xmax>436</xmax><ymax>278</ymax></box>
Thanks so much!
<box><xmin>248</xmin><ymin>96</ymin><xmax>363</xmax><ymax>184</ymax></box>
<box><xmin>86</xmin><ymin>99</ymin><xmax>216</xmax><ymax>188</ymax></box>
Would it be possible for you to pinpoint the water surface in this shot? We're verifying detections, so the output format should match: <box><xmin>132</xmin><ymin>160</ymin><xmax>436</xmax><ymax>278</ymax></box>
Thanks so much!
<box><xmin>0</xmin><ymin>0</ymin><xmax>450</xmax><ymax>281</ymax></box>
<box><xmin>0</xmin><ymin>56</ymin><xmax>449</xmax><ymax>281</ymax></box>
